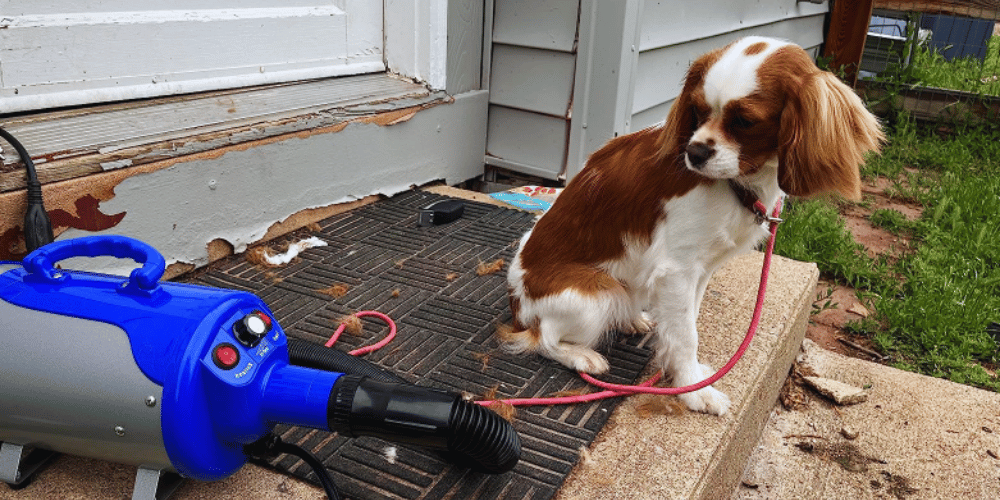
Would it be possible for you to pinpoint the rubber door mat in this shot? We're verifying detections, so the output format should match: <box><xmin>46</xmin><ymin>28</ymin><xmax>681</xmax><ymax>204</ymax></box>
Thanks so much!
<box><xmin>184</xmin><ymin>190</ymin><xmax>653</xmax><ymax>500</ymax></box>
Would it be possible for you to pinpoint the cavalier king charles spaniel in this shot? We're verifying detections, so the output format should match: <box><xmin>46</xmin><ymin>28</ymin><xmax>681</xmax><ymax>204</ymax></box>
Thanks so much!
<box><xmin>503</xmin><ymin>36</ymin><xmax>884</xmax><ymax>415</ymax></box>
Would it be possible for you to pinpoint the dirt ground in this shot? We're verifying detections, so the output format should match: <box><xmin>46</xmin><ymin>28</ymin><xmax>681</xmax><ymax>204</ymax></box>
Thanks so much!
<box><xmin>804</xmin><ymin>175</ymin><xmax>923</xmax><ymax>362</ymax></box>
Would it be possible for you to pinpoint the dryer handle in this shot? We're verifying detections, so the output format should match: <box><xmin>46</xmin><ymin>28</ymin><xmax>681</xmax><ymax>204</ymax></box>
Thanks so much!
<box><xmin>23</xmin><ymin>235</ymin><xmax>165</xmax><ymax>291</ymax></box>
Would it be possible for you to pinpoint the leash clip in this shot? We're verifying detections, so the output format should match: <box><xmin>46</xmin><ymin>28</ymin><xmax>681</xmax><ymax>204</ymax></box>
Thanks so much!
<box><xmin>760</xmin><ymin>213</ymin><xmax>784</xmax><ymax>225</ymax></box>
<box><xmin>752</xmin><ymin>200</ymin><xmax>783</xmax><ymax>226</ymax></box>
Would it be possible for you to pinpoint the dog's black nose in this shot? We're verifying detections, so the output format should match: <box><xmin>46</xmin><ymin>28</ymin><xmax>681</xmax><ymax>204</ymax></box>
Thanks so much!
<box><xmin>686</xmin><ymin>142</ymin><xmax>715</xmax><ymax>168</ymax></box>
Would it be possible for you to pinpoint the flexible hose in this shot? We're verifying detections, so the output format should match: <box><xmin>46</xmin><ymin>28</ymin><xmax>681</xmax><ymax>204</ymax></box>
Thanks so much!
<box><xmin>286</xmin><ymin>338</ymin><xmax>521</xmax><ymax>473</ymax></box>
<box><xmin>327</xmin><ymin>375</ymin><xmax>521</xmax><ymax>474</ymax></box>
<box><xmin>287</xmin><ymin>338</ymin><xmax>405</xmax><ymax>383</ymax></box>
<box><xmin>446</xmin><ymin>395</ymin><xmax>521</xmax><ymax>473</ymax></box>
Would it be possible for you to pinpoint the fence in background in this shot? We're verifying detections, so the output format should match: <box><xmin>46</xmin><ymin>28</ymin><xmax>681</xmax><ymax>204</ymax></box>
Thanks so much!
<box><xmin>850</xmin><ymin>0</ymin><xmax>1000</xmax><ymax>123</ymax></box>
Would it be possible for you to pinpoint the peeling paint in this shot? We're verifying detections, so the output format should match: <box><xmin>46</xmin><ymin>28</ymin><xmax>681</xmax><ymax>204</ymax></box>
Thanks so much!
<box><xmin>100</xmin><ymin>159</ymin><xmax>133</xmax><ymax>171</ymax></box>
<box><xmin>48</xmin><ymin>195</ymin><xmax>126</xmax><ymax>232</ymax></box>
<box><xmin>2</xmin><ymin>90</ymin><xmax>487</xmax><ymax>274</ymax></box>
<box><xmin>1</xmin><ymin>94</ymin><xmax>449</xmax><ymax>192</ymax></box>
<box><xmin>0</xmin><ymin>194</ymin><xmax>127</xmax><ymax>260</ymax></box>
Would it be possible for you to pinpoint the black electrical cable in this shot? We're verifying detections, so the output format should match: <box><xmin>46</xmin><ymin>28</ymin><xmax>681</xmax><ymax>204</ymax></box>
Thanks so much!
<box><xmin>275</xmin><ymin>441</ymin><xmax>341</xmax><ymax>500</ymax></box>
<box><xmin>0</xmin><ymin>126</ymin><xmax>54</xmax><ymax>252</ymax></box>
<box><xmin>245</xmin><ymin>433</ymin><xmax>341</xmax><ymax>500</ymax></box>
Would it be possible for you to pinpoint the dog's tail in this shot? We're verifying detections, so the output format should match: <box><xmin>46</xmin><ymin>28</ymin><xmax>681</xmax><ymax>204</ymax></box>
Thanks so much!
<box><xmin>495</xmin><ymin>323</ymin><xmax>539</xmax><ymax>354</ymax></box>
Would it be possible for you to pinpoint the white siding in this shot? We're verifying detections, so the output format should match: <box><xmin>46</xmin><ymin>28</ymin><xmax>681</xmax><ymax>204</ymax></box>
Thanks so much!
<box><xmin>492</xmin><ymin>0</ymin><xmax>579</xmax><ymax>52</ymax></box>
<box><xmin>489</xmin><ymin>45</ymin><xmax>576</xmax><ymax>117</ymax></box>
<box><xmin>485</xmin><ymin>0</ymin><xmax>832</xmax><ymax>182</ymax></box>
<box><xmin>637</xmin><ymin>0</ymin><xmax>828</xmax><ymax>52</ymax></box>
<box><xmin>485</xmin><ymin>0</ymin><xmax>580</xmax><ymax>180</ymax></box>
<box><xmin>631</xmin><ymin>0</ymin><xmax>829</xmax><ymax>130</ymax></box>
<box><xmin>486</xmin><ymin>106</ymin><xmax>569</xmax><ymax>178</ymax></box>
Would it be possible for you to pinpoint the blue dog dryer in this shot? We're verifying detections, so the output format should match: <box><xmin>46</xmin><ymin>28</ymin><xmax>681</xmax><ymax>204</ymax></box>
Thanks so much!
<box><xmin>0</xmin><ymin>236</ymin><xmax>520</xmax><ymax>499</ymax></box>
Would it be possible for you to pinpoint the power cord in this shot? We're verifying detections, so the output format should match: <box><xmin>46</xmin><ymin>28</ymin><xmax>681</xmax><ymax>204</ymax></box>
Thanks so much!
<box><xmin>245</xmin><ymin>433</ymin><xmax>341</xmax><ymax>500</ymax></box>
<box><xmin>0</xmin><ymin>126</ymin><xmax>54</xmax><ymax>252</ymax></box>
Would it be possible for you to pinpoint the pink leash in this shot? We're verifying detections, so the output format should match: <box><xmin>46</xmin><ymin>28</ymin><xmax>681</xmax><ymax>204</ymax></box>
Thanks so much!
<box><xmin>324</xmin><ymin>310</ymin><xmax>397</xmax><ymax>356</ymax></box>
<box><xmin>325</xmin><ymin>200</ymin><xmax>782</xmax><ymax>407</ymax></box>
<box><xmin>479</xmin><ymin>198</ymin><xmax>783</xmax><ymax>406</ymax></box>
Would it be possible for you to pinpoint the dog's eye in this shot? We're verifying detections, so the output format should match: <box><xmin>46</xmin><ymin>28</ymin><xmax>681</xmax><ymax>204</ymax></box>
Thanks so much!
<box><xmin>731</xmin><ymin>114</ymin><xmax>756</xmax><ymax>129</ymax></box>
<box><xmin>693</xmin><ymin>106</ymin><xmax>711</xmax><ymax>125</ymax></box>
<box><xmin>691</xmin><ymin>106</ymin><xmax>708</xmax><ymax>125</ymax></box>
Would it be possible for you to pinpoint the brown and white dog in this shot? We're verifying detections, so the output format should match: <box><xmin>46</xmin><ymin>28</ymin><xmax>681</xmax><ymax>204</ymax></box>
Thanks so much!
<box><xmin>503</xmin><ymin>37</ymin><xmax>884</xmax><ymax>415</ymax></box>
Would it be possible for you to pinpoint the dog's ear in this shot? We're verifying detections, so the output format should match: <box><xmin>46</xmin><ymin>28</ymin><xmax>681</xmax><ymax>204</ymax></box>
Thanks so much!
<box><xmin>658</xmin><ymin>50</ymin><xmax>721</xmax><ymax>163</ymax></box>
<box><xmin>778</xmin><ymin>71</ymin><xmax>884</xmax><ymax>200</ymax></box>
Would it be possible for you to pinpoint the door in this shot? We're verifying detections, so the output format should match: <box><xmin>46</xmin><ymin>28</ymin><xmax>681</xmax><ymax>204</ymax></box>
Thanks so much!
<box><xmin>0</xmin><ymin>1</ymin><xmax>384</xmax><ymax>113</ymax></box>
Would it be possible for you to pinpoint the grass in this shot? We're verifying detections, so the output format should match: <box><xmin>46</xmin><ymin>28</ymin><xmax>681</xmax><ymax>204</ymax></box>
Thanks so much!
<box><xmin>774</xmin><ymin>114</ymin><xmax>1000</xmax><ymax>391</ymax></box>
<box><xmin>906</xmin><ymin>36</ymin><xmax>1000</xmax><ymax>97</ymax></box>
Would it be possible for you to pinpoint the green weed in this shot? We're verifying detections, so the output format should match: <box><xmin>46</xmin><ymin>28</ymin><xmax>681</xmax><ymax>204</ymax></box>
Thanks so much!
<box><xmin>773</xmin><ymin>198</ymin><xmax>889</xmax><ymax>291</ymax></box>
<box><xmin>776</xmin><ymin>116</ymin><xmax>1000</xmax><ymax>391</ymax></box>
<box><xmin>869</xmin><ymin>209</ymin><xmax>915</xmax><ymax>235</ymax></box>
<box><xmin>908</xmin><ymin>36</ymin><xmax>1000</xmax><ymax>97</ymax></box>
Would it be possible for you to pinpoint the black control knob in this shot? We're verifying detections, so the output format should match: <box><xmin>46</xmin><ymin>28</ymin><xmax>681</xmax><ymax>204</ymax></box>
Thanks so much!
<box><xmin>233</xmin><ymin>310</ymin><xmax>272</xmax><ymax>347</ymax></box>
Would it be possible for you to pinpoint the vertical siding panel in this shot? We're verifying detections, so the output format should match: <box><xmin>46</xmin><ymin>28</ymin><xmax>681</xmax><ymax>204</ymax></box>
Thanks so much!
<box><xmin>564</xmin><ymin>0</ymin><xmax>642</xmax><ymax>179</ymax></box>
<box><xmin>493</xmin><ymin>0</ymin><xmax>580</xmax><ymax>52</ymax></box>
<box><xmin>446</xmin><ymin>0</ymin><xmax>485</xmax><ymax>94</ymax></box>
<box><xmin>486</xmin><ymin>107</ymin><xmax>569</xmax><ymax>179</ymax></box>
<box><xmin>486</xmin><ymin>0</ymin><xmax>581</xmax><ymax>179</ymax></box>
<box><xmin>489</xmin><ymin>46</ymin><xmax>576</xmax><ymax>117</ymax></box>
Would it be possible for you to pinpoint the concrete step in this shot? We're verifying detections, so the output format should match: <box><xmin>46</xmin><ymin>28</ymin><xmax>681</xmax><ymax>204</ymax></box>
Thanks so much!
<box><xmin>736</xmin><ymin>340</ymin><xmax>1000</xmax><ymax>499</ymax></box>
<box><xmin>554</xmin><ymin>253</ymin><xmax>819</xmax><ymax>500</ymax></box>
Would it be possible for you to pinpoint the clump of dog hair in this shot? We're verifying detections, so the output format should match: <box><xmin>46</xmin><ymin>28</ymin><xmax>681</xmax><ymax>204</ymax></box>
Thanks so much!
<box><xmin>549</xmin><ymin>386</ymin><xmax>590</xmax><ymax>398</ymax></box>
<box><xmin>245</xmin><ymin>245</ymin><xmax>280</xmax><ymax>268</ymax></box>
<box><xmin>634</xmin><ymin>395</ymin><xmax>687</xmax><ymax>418</ymax></box>
<box><xmin>475</xmin><ymin>259</ymin><xmax>505</xmax><ymax>276</ymax></box>
<box><xmin>338</xmin><ymin>314</ymin><xmax>364</xmax><ymax>335</ymax></box>
<box><xmin>482</xmin><ymin>385</ymin><xmax>516</xmax><ymax>422</ymax></box>
<box><xmin>382</xmin><ymin>446</ymin><xmax>397</xmax><ymax>464</ymax></box>
<box><xmin>472</xmin><ymin>351</ymin><xmax>491</xmax><ymax>371</ymax></box>
<box><xmin>445</xmin><ymin>272</ymin><xmax>459</xmax><ymax>281</ymax></box>
<box><xmin>390</xmin><ymin>288</ymin><xmax>401</xmax><ymax>298</ymax></box>
<box><xmin>316</xmin><ymin>284</ymin><xmax>350</xmax><ymax>299</ymax></box>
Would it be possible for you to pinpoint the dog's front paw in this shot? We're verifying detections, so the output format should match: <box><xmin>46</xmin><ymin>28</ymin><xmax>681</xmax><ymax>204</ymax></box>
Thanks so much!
<box><xmin>667</xmin><ymin>361</ymin><xmax>731</xmax><ymax>415</ymax></box>
<box><xmin>678</xmin><ymin>386</ymin><xmax>731</xmax><ymax>416</ymax></box>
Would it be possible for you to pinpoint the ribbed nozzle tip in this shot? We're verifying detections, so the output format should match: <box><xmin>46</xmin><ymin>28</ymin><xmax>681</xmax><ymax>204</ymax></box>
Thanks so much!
<box><xmin>326</xmin><ymin>377</ymin><xmax>521</xmax><ymax>474</ymax></box>
<box><xmin>448</xmin><ymin>399</ymin><xmax>521</xmax><ymax>474</ymax></box>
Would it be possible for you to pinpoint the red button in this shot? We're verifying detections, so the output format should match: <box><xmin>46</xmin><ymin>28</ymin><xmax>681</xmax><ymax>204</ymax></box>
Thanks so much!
<box><xmin>255</xmin><ymin>311</ymin><xmax>272</xmax><ymax>328</ymax></box>
<box><xmin>213</xmin><ymin>343</ymin><xmax>240</xmax><ymax>370</ymax></box>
